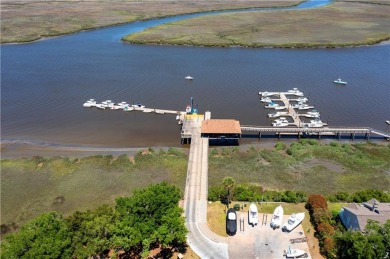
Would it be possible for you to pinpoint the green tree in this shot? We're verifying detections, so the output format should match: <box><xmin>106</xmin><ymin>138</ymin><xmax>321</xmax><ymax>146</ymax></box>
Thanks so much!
<box><xmin>112</xmin><ymin>182</ymin><xmax>187</xmax><ymax>257</ymax></box>
<box><xmin>66</xmin><ymin>205</ymin><xmax>116</xmax><ymax>258</ymax></box>
<box><xmin>222</xmin><ymin>177</ymin><xmax>235</xmax><ymax>207</ymax></box>
<box><xmin>1</xmin><ymin>212</ymin><xmax>72</xmax><ymax>258</ymax></box>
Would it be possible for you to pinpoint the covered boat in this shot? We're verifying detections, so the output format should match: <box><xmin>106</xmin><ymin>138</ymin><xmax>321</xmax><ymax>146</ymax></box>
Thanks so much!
<box><xmin>248</xmin><ymin>203</ymin><xmax>258</xmax><ymax>226</ymax></box>
<box><xmin>282</xmin><ymin>212</ymin><xmax>305</xmax><ymax>232</ymax></box>
<box><xmin>270</xmin><ymin>205</ymin><xmax>284</xmax><ymax>229</ymax></box>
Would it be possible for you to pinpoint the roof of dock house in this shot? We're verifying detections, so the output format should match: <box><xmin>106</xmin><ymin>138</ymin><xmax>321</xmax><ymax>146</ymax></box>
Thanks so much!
<box><xmin>201</xmin><ymin>119</ymin><xmax>241</xmax><ymax>134</ymax></box>
<box><xmin>340</xmin><ymin>199</ymin><xmax>390</xmax><ymax>231</ymax></box>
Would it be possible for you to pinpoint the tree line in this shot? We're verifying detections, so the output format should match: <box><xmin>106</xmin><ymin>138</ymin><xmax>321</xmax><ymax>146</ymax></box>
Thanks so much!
<box><xmin>1</xmin><ymin>182</ymin><xmax>188</xmax><ymax>259</ymax></box>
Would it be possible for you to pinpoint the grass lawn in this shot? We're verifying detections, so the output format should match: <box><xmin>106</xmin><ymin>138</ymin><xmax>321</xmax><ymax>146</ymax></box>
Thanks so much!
<box><xmin>124</xmin><ymin>1</ymin><xmax>390</xmax><ymax>48</ymax></box>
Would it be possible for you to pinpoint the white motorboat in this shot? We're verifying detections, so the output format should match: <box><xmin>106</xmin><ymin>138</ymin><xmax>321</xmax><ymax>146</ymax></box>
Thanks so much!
<box><xmin>270</xmin><ymin>205</ymin><xmax>284</xmax><ymax>229</ymax></box>
<box><xmin>155</xmin><ymin>110</ymin><xmax>165</xmax><ymax>114</ymax></box>
<box><xmin>260</xmin><ymin>97</ymin><xmax>273</xmax><ymax>103</ymax></box>
<box><xmin>259</xmin><ymin>91</ymin><xmax>275</xmax><ymax>97</ymax></box>
<box><xmin>274</xmin><ymin>106</ymin><xmax>288</xmax><ymax>110</ymax></box>
<box><xmin>101</xmin><ymin>100</ymin><xmax>115</xmax><ymax>108</ymax></box>
<box><xmin>272</xmin><ymin>122</ymin><xmax>289</xmax><ymax>127</ymax></box>
<box><xmin>96</xmin><ymin>104</ymin><xmax>106</xmax><ymax>109</ymax></box>
<box><xmin>83</xmin><ymin>99</ymin><xmax>97</xmax><ymax>108</ymax></box>
<box><xmin>185</xmin><ymin>75</ymin><xmax>193</xmax><ymax>80</ymax></box>
<box><xmin>297</xmin><ymin>104</ymin><xmax>314</xmax><ymax>110</ymax></box>
<box><xmin>143</xmin><ymin>108</ymin><xmax>154</xmax><ymax>113</ymax></box>
<box><xmin>265</xmin><ymin>102</ymin><xmax>280</xmax><ymax>109</ymax></box>
<box><xmin>287</xmin><ymin>88</ymin><xmax>304</xmax><ymax>96</ymax></box>
<box><xmin>123</xmin><ymin>106</ymin><xmax>135</xmax><ymax>112</ymax></box>
<box><xmin>132</xmin><ymin>103</ymin><xmax>145</xmax><ymax>108</ymax></box>
<box><xmin>282</xmin><ymin>212</ymin><xmax>305</xmax><ymax>232</ymax></box>
<box><xmin>273</xmin><ymin>117</ymin><xmax>288</xmax><ymax>124</ymax></box>
<box><xmin>305</xmin><ymin>118</ymin><xmax>327</xmax><ymax>128</ymax></box>
<box><xmin>295</xmin><ymin>97</ymin><xmax>308</xmax><ymax>103</ymax></box>
<box><xmin>334</xmin><ymin>77</ymin><xmax>347</xmax><ymax>85</ymax></box>
<box><xmin>303</xmin><ymin>110</ymin><xmax>320</xmax><ymax>118</ymax></box>
<box><xmin>248</xmin><ymin>203</ymin><xmax>259</xmax><ymax>226</ymax></box>
<box><xmin>284</xmin><ymin>246</ymin><xmax>308</xmax><ymax>258</ymax></box>
<box><xmin>268</xmin><ymin>111</ymin><xmax>288</xmax><ymax>118</ymax></box>
<box><xmin>386</xmin><ymin>120</ymin><xmax>390</xmax><ymax>125</ymax></box>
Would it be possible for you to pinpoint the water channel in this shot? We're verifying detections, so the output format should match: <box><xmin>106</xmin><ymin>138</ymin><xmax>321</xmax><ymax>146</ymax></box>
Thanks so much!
<box><xmin>1</xmin><ymin>0</ymin><xmax>389</xmax><ymax>148</ymax></box>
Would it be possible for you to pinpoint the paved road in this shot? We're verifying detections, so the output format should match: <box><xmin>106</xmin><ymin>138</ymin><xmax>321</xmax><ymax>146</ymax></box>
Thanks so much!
<box><xmin>183</xmin><ymin>123</ymin><xmax>229</xmax><ymax>259</ymax></box>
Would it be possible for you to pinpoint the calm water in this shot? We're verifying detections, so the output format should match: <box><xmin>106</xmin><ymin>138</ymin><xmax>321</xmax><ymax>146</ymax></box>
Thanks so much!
<box><xmin>2</xmin><ymin>1</ymin><xmax>390</xmax><ymax>148</ymax></box>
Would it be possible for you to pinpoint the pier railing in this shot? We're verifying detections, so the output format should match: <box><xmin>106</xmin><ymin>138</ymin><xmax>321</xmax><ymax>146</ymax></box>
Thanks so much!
<box><xmin>240</xmin><ymin>126</ymin><xmax>390</xmax><ymax>138</ymax></box>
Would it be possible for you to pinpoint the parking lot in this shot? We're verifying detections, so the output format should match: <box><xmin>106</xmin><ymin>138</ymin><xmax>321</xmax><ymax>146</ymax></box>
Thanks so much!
<box><xmin>228</xmin><ymin>211</ymin><xmax>311</xmax><ymax>259</ymax></box>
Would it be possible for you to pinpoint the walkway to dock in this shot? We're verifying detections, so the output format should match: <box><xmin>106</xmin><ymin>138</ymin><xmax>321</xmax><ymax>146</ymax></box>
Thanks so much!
<box><xmin>279</xmin><ymin>93</ymin><xmax>302</xmax><ymax>127</ymax></box>
<box><xmin>183</xmin><ymin>117</ymin><xmax>229</xmax><ymax>259</ymax></box>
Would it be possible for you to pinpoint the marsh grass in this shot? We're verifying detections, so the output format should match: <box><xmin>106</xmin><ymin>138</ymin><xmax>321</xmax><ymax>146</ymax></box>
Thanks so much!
<box><xmin>0</xmin><ymin>149</ymin><xmax>188</xmax><ymax>231</ymax></box>
<box><xmin>209</xmin><ymin>142</ymin><xmax>390</xmax><ymax>194</ymax></box>
<box><xmin>125</xmin><ymin>1</ymin><xmax>390</xmax><ymax>48</ymax></box>
<box><xmin>1</xmin><ymin>0</ymin><xmax>302</xmax><ymax>44</ymax></box>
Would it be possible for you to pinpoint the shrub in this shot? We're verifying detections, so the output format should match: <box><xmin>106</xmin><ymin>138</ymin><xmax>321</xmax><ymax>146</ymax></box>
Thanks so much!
<box><xmin>275</xmin><ymin>142</ymin><xmax>286</xmax><ymax>151</ymax></box>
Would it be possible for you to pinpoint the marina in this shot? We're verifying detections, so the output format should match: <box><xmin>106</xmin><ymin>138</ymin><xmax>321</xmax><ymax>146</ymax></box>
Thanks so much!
<box><xmin>83</xmin><ymin>90</ymin><xmax>390</xmax><ymax>143</ymax></box>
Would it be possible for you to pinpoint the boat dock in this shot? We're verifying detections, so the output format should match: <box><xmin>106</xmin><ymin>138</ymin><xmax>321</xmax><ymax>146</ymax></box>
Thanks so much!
<box><xmin>240</xmin><ymin>126</ymin><xmax>390</xmax><ymax>140</ymax></box>
<box><xmin>260</xmin><ymin>88</ymin><xmax>327</xmax><ymax>128</ymax></box>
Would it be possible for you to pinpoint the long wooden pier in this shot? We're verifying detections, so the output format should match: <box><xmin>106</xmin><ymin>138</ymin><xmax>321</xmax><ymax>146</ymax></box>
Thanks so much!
<box><xmin>241</xmin><ymin>126</ymin><xmax>390</xmax><ymax>139</ymax></box>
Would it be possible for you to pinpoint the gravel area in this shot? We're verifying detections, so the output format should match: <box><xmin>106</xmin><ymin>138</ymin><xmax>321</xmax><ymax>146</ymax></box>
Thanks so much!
<box><xmin>228</xmin><ymin>212</ymin><xmax>311</xmax><ymax>259</ymax></box>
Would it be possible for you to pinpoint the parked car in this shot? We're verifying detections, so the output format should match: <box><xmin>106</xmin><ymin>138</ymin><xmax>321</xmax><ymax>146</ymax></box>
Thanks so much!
<box><xmin>226</xmin><ymin>208</ymin><xmax>237</xmax><ymax>235</ymax></box>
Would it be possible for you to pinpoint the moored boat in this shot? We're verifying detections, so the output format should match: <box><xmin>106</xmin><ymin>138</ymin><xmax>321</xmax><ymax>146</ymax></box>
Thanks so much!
<box><xmin>268</xmin><ymin>111</ymin><xmax>288</xmax><ymax>118</ymax></box>
<box><xmin>248</xmin><ymin>203</ymin><xmax>259</xmax><ymax>226</ymax></box>
<box><xmin>185</xmin><ymin>75</ymin><xmax>193</xmax><ymax>80</ymax></box>
<box><xmin>303</xmin><ymin>110</ymin><xmax>320</xmax><ymax>118</ymax></box>
<box><xmin>287</xmin><ymin>88</ymin><xmax>304</xmax><ymax>96</ymax></box>
<box><xmin>83</xmin><ymin>99</ymin><xmax>97</xmax><ymax>107</ymax></box>
<box><xmin>265</xmin><ymin>102</ymin><xmax>280</xmax><ymax>109</ymax></box>
<box><xmin>282</xmin><ymin>212</ymin><xmax>305</xmax><ymax>232</ymax></box>
<box><xmin>334</xmin><ymin>78</ymin><xmax>347</xmax><ymax>85</ymax></box>
<box><xmin>260</xmin><ymin>97</ymin><xmax>273</xmax><ymax>103</ymax></box>
<box><xmin>270</xmin><ymin>205</ymin><xmax>284</xmax><ymax>229</ymax></box>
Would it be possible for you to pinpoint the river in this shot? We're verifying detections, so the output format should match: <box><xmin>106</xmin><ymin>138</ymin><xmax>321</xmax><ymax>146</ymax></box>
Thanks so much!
<box><xmin>1</xmin><ymin>0</ymin><xmax>389</xmax><ymax>148</ymax></box>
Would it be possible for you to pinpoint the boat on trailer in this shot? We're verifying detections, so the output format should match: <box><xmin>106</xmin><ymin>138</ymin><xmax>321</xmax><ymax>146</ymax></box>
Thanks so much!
<box><xmin>248</xmin><ymin>203</ymin><xmax>259</xmax><ymax>226</ymax></box>
<box><xmin>270</xmin><ymin>205</ymin><xmax>284</xmax><ymax>229</ymax></box>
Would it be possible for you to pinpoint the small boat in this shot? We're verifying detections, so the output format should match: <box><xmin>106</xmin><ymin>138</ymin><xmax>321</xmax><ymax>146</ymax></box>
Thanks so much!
<box><xmin>334</xmin><ymin>77</ymin><xmax>347</xmax><ymax>85</ymax></box>
<box><xmin>83</xmin><ymin>99</ymin><xmax>97</xmax><ymax>107</ymax></box>
<box><xmin>265</xmin><ymin>102</ymin><xmax>280</xmax><ymax>109</ymax></box>
<box><xmin>303</xmin><ymin>110</ymin><xmax>320</xmax><ymax>118</ymax></box>
<box><xmin>268</xmin><ymin>111</ymin><xmax>288</xmax><ymax>118</ymax></box>
<box><xmin>287</xmin><ymin>88</ymin><xmax>304</xmax><ymax>96</ymax></box>
<box><xmin>386</xmin><ymin>120</ymin><xmax>390</xmax><ymax>125</ymax></box>
<box><xmin>123</xmin><ymin>106</ymin><xmax>135</xmax><ymax>112</ymax></box>
<box><xmin>284</xmin><ymin>246</ymin><xmax>308</xmax><ymax>258</ymax></box>
<box><xmin>142</xmin><ymin>108</ymin><xmax>154</xmax><ymax>113</ymax></box>
<box><xmin>297</xmin><ymin>104</ymin><xmax>314</xmax><ymax>110</ymax></box>
<box><xmin>274</xmin><ymin>106</ymin><xmax>288</xmax><ymax>110</ymax></box>
<box><xmin>272</xmin><ymin>122</ymin><xmax>289</xmax><ymax>127</ymax></box>
<box><xmin>305</xmin><ymin>118</ymin><xmax>327</xmax><ymax>128</ymax></box>
<box><xmin>132</xmin><ymin>103</ymin><xmax>145</xmax><ymax>108</ymax></box>
<box><xmin>270</xmin><ymin>205</ymin><xmax>284</xmax><ymax>229</ymax></box>
<box><xmin>259</xmin><ymin>91</ymin><xmax>276</xmax><ymax>97</ymax></box>
<box><xmin>260</xmin><ymin>97</ymin><xmax>273</xmax><ymax>103</ymax></box>
<box><xmin>185</xmin><ymin>76</ymin><xmax>193</xmax><ymax>80</ymax></box>
<box><xmin>273</xmin><ymin>117</ymin><xmax>288</xmax><ymax>124</ymax></box>
<box><xmin>176</xmin><ymin>115</ymin><xmax>180</xmax><ymax>120</ymax></box>
<box><xmin>248</xmin><ymin>203</ymin><xmax>258</xmax><ymax>226</ymax></box>
<box><xmin>295</xmin><ymin>97</ymin><xmax>308</xmax><ymax>103</ymax></box>
<box><xmin>155</xmin><ymin>110</ymin><xmax>165</xmax><ymax>114</ymax></box>
<box><xmin>282</xmin><ymin>212</ymin><xmax>305</xmax><ymax>232</ymax></box>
